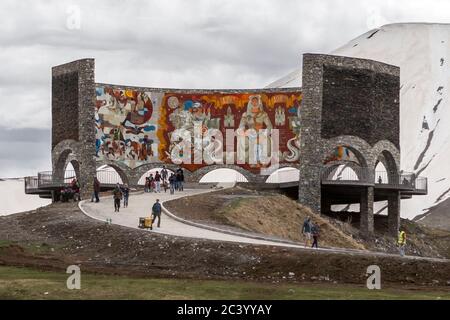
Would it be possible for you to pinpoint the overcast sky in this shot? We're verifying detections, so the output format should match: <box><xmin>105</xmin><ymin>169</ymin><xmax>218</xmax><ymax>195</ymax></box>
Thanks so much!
<box><xmin>1</xmin><ymin>0</ymin><xmax>450</xmax><ymax>178</ymax></box>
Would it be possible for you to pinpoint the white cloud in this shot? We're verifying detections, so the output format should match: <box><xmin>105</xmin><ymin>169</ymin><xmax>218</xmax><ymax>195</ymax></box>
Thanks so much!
<box><xmin>0</xmin><ymin>0</ymin><xmax>449</xmax><ymax>176</ymax></box>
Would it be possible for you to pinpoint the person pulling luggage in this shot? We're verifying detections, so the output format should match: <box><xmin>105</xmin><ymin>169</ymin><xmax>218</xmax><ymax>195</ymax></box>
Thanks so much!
<box><xmin>151</xmin><ymin>199</ymin><xmax>162</xmax><ymax>228</ymax></box>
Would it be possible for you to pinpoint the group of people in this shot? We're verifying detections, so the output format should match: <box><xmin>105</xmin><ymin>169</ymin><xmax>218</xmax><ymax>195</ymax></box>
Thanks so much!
<box><xmin>59</xmin><ymin>178</ymin><xmax>81</xmax><ymax>202</ymax></box>
<box><xmin>112</xmin><ymin>183</ymin><xmax>130</xmax><ymax>212</ymax></box>
<box><xmin>144</xmin><ymin>166</ymin><xmax>185</xmax><ymax>195</ymax></box>
<box><xmin>301</xmin><ymin>215</ymin><xmax>408</xmax><ymax>256</ymax></box>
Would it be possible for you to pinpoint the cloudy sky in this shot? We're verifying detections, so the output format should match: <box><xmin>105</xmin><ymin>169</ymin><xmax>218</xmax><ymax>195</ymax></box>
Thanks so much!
<box><xmin>1</xmin><ymin>0</ymin><xmax>449</xmax><ymax>178</ymax></box>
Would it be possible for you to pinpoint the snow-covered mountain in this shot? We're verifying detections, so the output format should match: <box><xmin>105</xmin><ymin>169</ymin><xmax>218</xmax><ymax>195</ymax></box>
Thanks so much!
<box><xmin>0</xmin><ymin>179</ymin><xmax>51</xmax><ymax>216</ymax></box>
<box><xmin>267</xmin><ymin>23</ymin><xmax>450</xmax><ymax>223</ymax></box>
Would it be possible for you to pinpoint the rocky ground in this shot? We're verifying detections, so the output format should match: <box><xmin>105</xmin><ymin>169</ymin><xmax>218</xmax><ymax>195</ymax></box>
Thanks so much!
<box><xmin>0</xmin><ymin>201</ymin><xmax>449</xmax><ymax>289</ymax></box>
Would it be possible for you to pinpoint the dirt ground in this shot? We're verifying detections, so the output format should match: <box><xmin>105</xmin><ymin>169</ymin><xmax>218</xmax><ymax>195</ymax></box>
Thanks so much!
<box><xmin>165</xmin><ymin>187</ymin><xmax>450</xmax><ymax>259</ymax></box>
<box><xmin>0</xmin><ymin>201</ymin><xmax>450</xmax><ymax>289</ymax></box>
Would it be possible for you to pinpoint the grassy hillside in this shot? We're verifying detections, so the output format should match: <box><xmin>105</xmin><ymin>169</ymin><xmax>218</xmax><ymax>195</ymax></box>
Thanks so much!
<box><xmin>1</xmin><ymin>266</ymin><xmax>449</xmax><ymax>300</ymax></box>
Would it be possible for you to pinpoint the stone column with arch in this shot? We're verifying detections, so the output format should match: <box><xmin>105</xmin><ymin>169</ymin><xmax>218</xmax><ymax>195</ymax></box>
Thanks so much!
<box><xmin>52</xmin><ymin>59</ymin><xmax>96</xmax><ymax>199</ymax></box>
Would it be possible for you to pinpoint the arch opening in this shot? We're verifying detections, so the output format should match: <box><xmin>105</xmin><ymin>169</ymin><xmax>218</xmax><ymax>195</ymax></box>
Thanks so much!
<box><xmin>53</xmin><ymin>149</ymin><xmax>77</xmax><ymax>184</ymax></box>
<box><xmin>63</xmin><ymin>161</ymin><xmax>80</xmax><ymax>184</ymax></box>
<box><xmin>96</xmin><ymin>164</ymin><xmax>128</xmax><ymax>185</ymax></box>
<box><xmin>324</xmin><ymin>145</ymin><xmax>366</xmax><ymax>167</ymax></box>
<box><xmin>199</xmin><ymin>168</ymin><xmax>248</xmax><ymax>183</ymax></box>
<box><xmin>265</xmin><ymin>167</ymin><xmax>299</xmax><ymax>183</ymax></box>
<box><xmin>324</xmin><ymin>164</ymin><xmax>360</xmax><ymax>182</ymax></box>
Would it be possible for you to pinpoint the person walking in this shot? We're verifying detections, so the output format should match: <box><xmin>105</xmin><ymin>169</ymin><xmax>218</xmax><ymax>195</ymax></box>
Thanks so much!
<box><xmin>175</xmin><ymin>171</ymin><xmax>180</xmax><ymax>191</ymax></box>
<box><xmin>121</xmin><ymin>184</ymin><xmax>130</xmax><ymax>208</ymax></box>
<box><xmin>311</xmin><ymin>222</ymin><xmax>320</xmax><ymax>248</ymax></box>
<box><xmin>154</xmin><ymin>171</ymin><xmax>161</xmax><ymax>193</ymax></box>
<box><xmin>93</xmin><ymin>176</ymin><xmax>100</xmax><ymax>203</ymax></box>
<box><xmin>161</xmin><ymin>166</ymin><xmax>168</xmax><ymax>182</ymax></box>
<box><xmin>151</xmin><ymin>199</ymin><xmax>162</xmax><ymax>228</ymax></box>
<box><xmin>169</xmin><ymin>173</ymin><xmax>175</xmax><ymax>194</ymax></box>
<box><xmin>179</xmin><ymin>169</ymin><xmax>185</xmax><ymax>191</ymax></box>
<box><xmin>397</xmin><ymin>230</ymin><xmax>407</xmax><ymax>256</ymax></box>
<box><xmin>149</xmin><ymin>174</ymin><xmax>155</xmax><ymax>193</ymax></box>
<box><xmin>302</xmin><ymin>216</ymin><xmax>312</xmax><ymax>247</ymax></box>
<box><xmin>144</xmin><ymin>177</ymin><xmax>150</xmax><ymax>193</ymax></box>
<box><xmin>113</xmin><ymin>184</ymin><xmax>123</xmax><ymax>212</ymax></box>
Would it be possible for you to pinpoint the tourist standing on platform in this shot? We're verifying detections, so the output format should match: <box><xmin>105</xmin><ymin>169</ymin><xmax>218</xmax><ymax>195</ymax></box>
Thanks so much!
<box><xmin>93</xmin><ymin>176</ymin><xmax>100</xmax><ymax>203</ymax></box>
<box><xmin>180</xmin><ymin>169</ymin><xmax>185</xmax><ymax>191</ymax></box>
<box><xmin>155</xmin><ymin>171</ymin><xmax>161</xmax><ymax>193</ymax></box>
<box><xmin>161</xmin><ymin>166</ymin><xmax>168</xmax><ymax>182</ymax></box>
<box><xmin>148</xmin><ymin>174</ymin><xmax>155</xmax><ymax>193</ymax></box>
<box><xmin>121</xmin><ymin>184</ymin><xmax>130</xmax><ymax>208</ymax></box>
<box><xmin>176</xmin><ymin>167</ymin><xmax>184</xmax><ymax>191</ymax></box>
<box><xmin>113</xmin><ymin>183</ymin><xmax>123</xmax><ymax>212</ymax></box>
<box><xmin>169</xmin><ymin>173</ymin><xmax>175</xmax><ymax>194</ymax></box>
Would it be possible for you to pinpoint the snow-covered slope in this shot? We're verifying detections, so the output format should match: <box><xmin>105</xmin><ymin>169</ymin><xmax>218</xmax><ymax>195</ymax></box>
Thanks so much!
<box><xmin>267</xmin><ymin>23</ymin><xmax>450</xmax><ymax>221</ymax></box>
<box><xmin>0</xmin><ymin>179</ymin><xmax>51</xmax><ymax>216</ymax></box>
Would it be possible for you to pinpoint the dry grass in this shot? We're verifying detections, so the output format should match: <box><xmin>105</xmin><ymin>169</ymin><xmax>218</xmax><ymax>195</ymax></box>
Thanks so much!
<box><xmin>218</xmin><ymin>195</ymin><xmax>366</xmax><ymax>250</ymax></box>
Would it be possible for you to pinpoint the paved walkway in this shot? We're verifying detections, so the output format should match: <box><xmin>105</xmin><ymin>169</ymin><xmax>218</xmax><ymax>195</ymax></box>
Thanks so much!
<box><xmin>79</xmin><ymin>187</ymin><xmax>304</xmax><ymax>248</ymax></box>
<box><xmin>79</xmin><ymin>187</ymin><xmax>449</xmax><ymax>262</ymax></box>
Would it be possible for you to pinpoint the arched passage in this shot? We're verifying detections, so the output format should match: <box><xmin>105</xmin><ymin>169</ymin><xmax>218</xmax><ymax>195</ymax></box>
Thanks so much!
<box><xmin>96</xmin><ymin>165</ymin><xmax>129</xmax><ymax>185</ymax></box>
<box><xmin>64</xmin><ymin>161</ymin><xmax>80</xmax><ymax>184</ymax></box>
<box><xmin>265</xmin><ymin>167</ymin><xmax>299</xmax><ymax>183</ymax></box>
<box><xmin>199</xmin><ymin>168</ymin><xmax>249</xmax><ymax>183</ymax></box>
<box><xmin>323</xmin><ymin>164</ymin><xmax>361</xmax><ymax>182</ymax></box>
<box><xmin>54</xmin><ymin>149</ymin><xmax>77</xmax><ymax>184</ymax></box>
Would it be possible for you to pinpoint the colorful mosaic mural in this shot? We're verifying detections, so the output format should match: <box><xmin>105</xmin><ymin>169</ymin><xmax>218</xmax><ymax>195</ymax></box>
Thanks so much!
<box><xmin>95</xmin><ymin>86</ymin><xmax>302</xmax><ymax>172</ymax></box>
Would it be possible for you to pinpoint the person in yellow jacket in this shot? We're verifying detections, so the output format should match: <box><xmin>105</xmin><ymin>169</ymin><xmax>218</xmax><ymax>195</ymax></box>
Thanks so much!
<box><xmin>397</xmin><ymin>230</ymin><xmax>406</xmax><ymax>256</ymax></box>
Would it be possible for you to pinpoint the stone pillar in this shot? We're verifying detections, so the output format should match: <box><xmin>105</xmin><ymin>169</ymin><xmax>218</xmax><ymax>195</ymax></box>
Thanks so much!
<box><xmin>388</xmin><ymin>191</ymin><xmax>401</xmax><ymax>237</ymax></box>
<box><xmin>297</xmin><ymin>54</ymin><xmax>326</xmax><ymax>214</ymax></box>
<box><xmin>298</xmin><ymin>164</ymin><xmax>322</xmax><ymax>213</ymax></box>
<box><xmin>360</xmin><ymin>186</ymin><xmax>374</xmax><ymax>236</ymax></box>
<box><xmin>77</xmin><ymin>59</ymin><xmax>96</xmax><ymax>199</ymax></box>
<box><xmin>52</xmin><ymin>59</ymin><xmax>96</xmax><ymax>199</ymax></box>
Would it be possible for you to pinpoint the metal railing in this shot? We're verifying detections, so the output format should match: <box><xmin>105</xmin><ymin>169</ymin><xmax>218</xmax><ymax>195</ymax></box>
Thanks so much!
<box><xmin>321</xmin><ymin>166</ymin><xmax>372</xmax><ymax>184</ymax></box>
<box><xmin>414</xmin><ymin>177</ymin><xmax>428</xmax><ymax>191</ymax></box>
<box><xmin>35</xmin><ymin>170</ymin><xmax>123</xmax><ymax>188</ymax></box>
<box><xmin>24</xmin><ymin>176</ymin><xmax>39</xmax><ymax>192</ymax></box>
<box><xmin>374</xmin><ymin>171</ymin><xmax>427</xmax><ymax>191</ymax></box>
<box><xmin>322</xmin><ymin>167</ymin><xmax>428</xmax><ymax>193</ymax></box>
